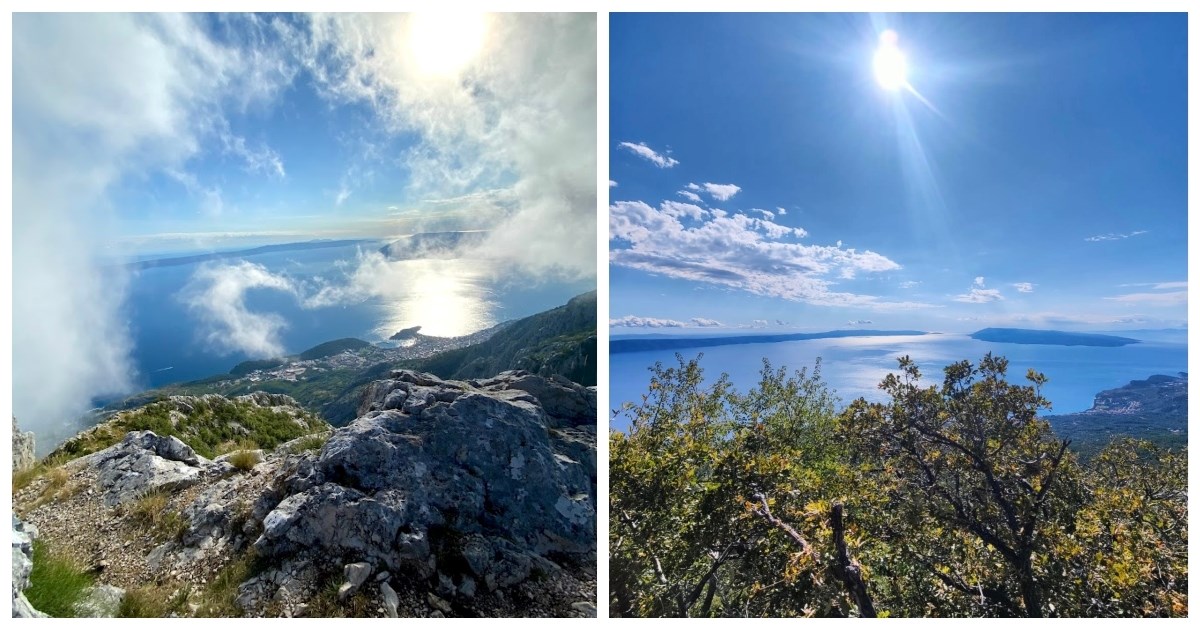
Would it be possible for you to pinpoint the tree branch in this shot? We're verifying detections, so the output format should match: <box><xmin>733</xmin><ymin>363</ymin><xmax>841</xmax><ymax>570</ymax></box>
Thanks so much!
<box><xmin>829</xmin><ymin>502</ymin><xmax>877</xmax><ymax>618</ymax></box>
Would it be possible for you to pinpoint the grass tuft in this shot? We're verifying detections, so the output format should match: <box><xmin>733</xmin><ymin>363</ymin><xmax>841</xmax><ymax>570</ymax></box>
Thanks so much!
<box><xmin>192</xmin><ymin>551</ymin><xmax>267</xmax><ymax>617</ymax></box>
<box><xmin>24</xmin><ymin>540</ymin><xmax>95</xmax><ymax>617</ymax></box>
<box><xmin>292</xmin><ymin>433</ymin><xmax>330</xmax><ymax>453</ymax></box>
<box><xmin>123</xmin><ymin>490</ymin><xmax>189</xmax><ymax>543</ymax></box>
<box><xmin>227</xmin><ymin>449</ymin><xmax>261</xmax><ymax>471</ymax></box>
<box><xmin>118</xmin><ymin>584</ymin><xmax>192</xmax><ymax>618</ymax></box>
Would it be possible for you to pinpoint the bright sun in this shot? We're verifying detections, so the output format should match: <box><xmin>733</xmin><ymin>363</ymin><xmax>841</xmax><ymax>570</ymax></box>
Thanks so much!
<box><xmin>873</xmin><ymin>29</ymin><xmax>908</xmax><ymax>91</ymax></box>
<box><xmin>407</xmin><ymin>13</ymin><xmax>488</xmax><ymax>78</ymax></box>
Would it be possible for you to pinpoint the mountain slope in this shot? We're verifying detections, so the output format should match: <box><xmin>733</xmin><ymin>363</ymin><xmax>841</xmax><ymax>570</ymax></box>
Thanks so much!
<box><xmin>413</xmin><ymin>291</ymin><xmax>597</xmax><ymax>386</ymax></box>
<box><xmin>1047</xmin><ymin>373</ymin><xmax>1187</xmax><ymax>457</ymax></box>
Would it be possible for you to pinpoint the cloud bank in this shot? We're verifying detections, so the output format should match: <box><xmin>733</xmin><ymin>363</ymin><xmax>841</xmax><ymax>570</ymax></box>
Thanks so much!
<box><xmin>610</xmin><ymin>198</ymin><xmax>925</xmax><ymax>309</ymax></box>
<box><xmin>11</xmin><ymin>13</ymin><xmax>292</xmax><ymax>438</ymax></box>
<box><xmin>296</xmin><ymin>13</ymin><xmax>597</xmax><ymax>280</ymax></box>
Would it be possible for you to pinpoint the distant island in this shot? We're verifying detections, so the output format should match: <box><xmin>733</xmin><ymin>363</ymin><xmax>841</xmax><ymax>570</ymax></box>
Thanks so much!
<box><xmin>610</xmin><ymin>329</ymin><xmax>928</xmax><ymax>354</ymax></box>
<box><xmin>379</xmin><ymin>230</ymin><xmax>490</xmax><ymax>260</ymax></box>
<box><xmin>390</xmin><ymin>325</ymin><xmax>423</xmax><ymax>340</ymax></box>
<box><xmin>126</xmin><ymin>239</ymin><xmax>376</xmax><ymax>270</ymax></box>
<box><xmin>970</xmin><ymin>328</ymin><xmax>1139</xmax><ymax>347</ymax></box>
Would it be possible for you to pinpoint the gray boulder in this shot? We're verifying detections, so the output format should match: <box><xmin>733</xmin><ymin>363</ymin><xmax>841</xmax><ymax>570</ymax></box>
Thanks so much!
<box><xmin>12</xmin><ymin>515</ymin><xmax>47</xmax><ymax>618</ymax></box>
<box><xmin>87</xmin><ymin>431</ymin><xmax>214</xmax><ymax>506</ymax></box>
<box><xmin>255</xmin><ymin>370</ymin><xmax>595</xmax><ymax>597</ymax></box>
<box><xmin>74</xmin><ymin>584</ymin><xmax>125</xmax><ymax>617</ymax></box>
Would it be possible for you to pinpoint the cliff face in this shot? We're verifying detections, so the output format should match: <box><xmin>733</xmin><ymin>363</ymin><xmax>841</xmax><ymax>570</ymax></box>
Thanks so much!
<box><xmin>13</xmin><ymin>417</ymin><xmax>35</xmax><ymax>472</ymax></box>
<box><xmin>13</xmin><ymin>371</ymin><xmax>596</xmax><ymax>618</ymax></box>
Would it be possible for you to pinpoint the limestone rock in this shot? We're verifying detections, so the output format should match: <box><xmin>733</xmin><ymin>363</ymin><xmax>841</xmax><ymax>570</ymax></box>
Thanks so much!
<box><xmin>379</xmin><ymin>581</ymin><xmax>399</xmax><ymax>618</ymax></box>
<box><xmin>12</xmin><ymin>515</ymin><xmax>47</xmax><ymax>618</ymax></box>
<box><xmin>87</xmin><ymin>431</ymin><xmax>214</xmax><ymax>506</ymax></box>
<box><xmin>12</xmin><ymin>417</ymin><xmax>36</xmax><ymax>472</ymax></box>
<box><xmin>74</xmin><ymin>584</ymin><xmax>125</xmax><ymax>617</ymax></box>
<box><xmin>253</xmin><ymin>370</ymin><xmax>596</xmax><ymax>608</ymax></box>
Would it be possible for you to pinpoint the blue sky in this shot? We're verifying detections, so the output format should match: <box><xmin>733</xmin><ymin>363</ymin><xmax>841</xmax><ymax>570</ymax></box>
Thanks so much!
<box><xmin>610</xmin><ymin>13</ymin><xmax>1187</xmax><ymax>333</ymax></box>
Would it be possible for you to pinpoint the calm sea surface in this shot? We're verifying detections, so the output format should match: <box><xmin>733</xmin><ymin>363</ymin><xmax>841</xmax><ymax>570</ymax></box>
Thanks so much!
<box><xmin>609</xmin><ymin>332</ymin><xmax>1188</xmax><ymax>431</ymax></box>
<box><xmin>121</xmin><ymin>243</ymin><xmax>592</xmax><ymax>391</ymax></box>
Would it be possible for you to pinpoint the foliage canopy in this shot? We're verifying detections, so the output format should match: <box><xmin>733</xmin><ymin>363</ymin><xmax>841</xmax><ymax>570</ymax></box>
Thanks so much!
<box><xmin>609</xmin><ymin>354</ymin><xmax>1187</xmax><ymax>618</ymax></box>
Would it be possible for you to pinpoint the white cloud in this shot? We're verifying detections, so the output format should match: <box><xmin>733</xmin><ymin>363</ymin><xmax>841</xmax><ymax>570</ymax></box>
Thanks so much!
<box><xmin>700</xmin><ymin>182</ymin><xmax>740</xmax><ymax>201</ymax></box>
<box><xmin>691</xmin><ymin>317</ymin><xmax>723</xmax><ymax>327</ymax></box>
<box><xmin>617</xmin><ymin>141</ymin><xmax>678</xmax><ymax>168</ymax></box>
<box><xmin>1012</xmin><ymin>282</ymin><xmax>1035</xmax><ymax>293</ymax></box>
<box><xmin>846</xmin><ymin>319</ymin><xmax>874</xmax><ymax>326</ymax></box>
<box><xmin>899</xmin><ymin>280</ymin><xmax>920</xmax><ymax>289</ymax></box>
<box><xmin>751</xmin><ymin>319</ymin><xmax>769</xmax><ymax>328</ymax></box>
<box><xmin>660</xmin><ymin>200</ymin><xmax>708</xmax><ymax>221</ymax></box>
<box><xmin>954</xmin><ymin>288</ymin><xmax>1004</xmax><ymax>303</ymax></box>
<box><xmin>181</xmin><ymin>262</ymin><xmax>298</xmax><ymax>358</ymax></box>
<box><xmin>1103</xmin><ymin>291</ymin><xmax>1187</xmax><ymax>306</ymax></box>
<box><xmin>12</xmin><ymin>13</ymin><xmax>293</xmax><ymax>440</ymax></box>
<box><xmin>686</xmin><ymin>183</ymin><xmax>701</xmax><ymax>191</ymax></box>
<box><xmin>1085</xmin><ymin>230</ymin><xmax>1149</xmax><ymax>242</ymax></box>
<box><xmin>751</xmin><ymin>208</ymin><xmax>775</xmax><ymax>221</ymax></box>
<box><xmin>610</xmin><ymin>199</ymin><xmax>927</xmax><ymax>309</ymax></box>
<box><xmin>776</xmin><ymin>207</ymin><xmax>787</xmax><ymax>216</ymax></box>
<box><xmin>1119</xmin><ymin>281</ymin><xmax>1187</xmax><ymax>290</ymax></box>
<box><xmin>677</xmin><ymin>190</ymin><xmax>702</xmax><ymax>203</ymax></box>
<box><xmin>610</xmin><ymin>316</ymin><xmax>686</xmax><ymax>328</ymax></box>
<box><xmin>609</xmin><ymin>180</ymin><xmax>618</xmax><ymax>187</ymax></box>
<box><xmin>974</xmin><ymin>276</ymin><xmax>986</xmax><ymax>287</ymax></box>
<box><xmin>298</xmin><ymin>14</ymin><xmax>597</xmax><ymax>279</ymax></box>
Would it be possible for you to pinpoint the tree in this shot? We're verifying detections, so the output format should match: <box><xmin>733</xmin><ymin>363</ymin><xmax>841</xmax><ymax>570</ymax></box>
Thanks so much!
<box><xmin>610</xmin><ymin>354</ymin><xmax>857</xmax><ymax>617</ymax></box>
<box><xmin>838</xmin><ymin>354</ymin><xmax>1078</xmax><ymax>617</ymax></box>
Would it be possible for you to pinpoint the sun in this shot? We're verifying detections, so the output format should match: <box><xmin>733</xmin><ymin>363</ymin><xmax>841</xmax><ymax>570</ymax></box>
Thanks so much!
<box><xmin>873</xmin><ymin>29</ymin><xmax>908</xmax><ymax>91</ymax></box>
<box><xmin>407</xmin><ymin>13</ymin><xmax>488</xmax><ymax>78</ymax></box>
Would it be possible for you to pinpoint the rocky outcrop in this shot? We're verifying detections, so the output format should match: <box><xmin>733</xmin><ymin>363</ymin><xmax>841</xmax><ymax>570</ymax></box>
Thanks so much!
<box><xmin>13</xmin><ymin>417</ymin><xmax>36</xmax><ymax>472</ymax></box>
<box><xmin>84</xmin><ymin>431</ymin><xmax>227</xmax><ymax>507</ymax></box>
<box><xmin>12</xmin><ymin>515</ymin><xmax>46</xmax><ymax>618</ymax></box>
<box><xmin>244</xmin><ymin>370</ymin><xmax>596</xmax><ymax>615</ymax></box>
<box><xmin>15</xmin><ymin>370</ymin><xmax>596</xmax><ymax>617</ymax></box>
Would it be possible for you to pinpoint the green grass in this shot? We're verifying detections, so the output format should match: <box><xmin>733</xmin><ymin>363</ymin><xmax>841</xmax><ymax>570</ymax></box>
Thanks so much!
<box><xmin>192</xmin><ymin>552</ymin><xmax>267</xmax><ymax>617</ymax></box>
<box><xmin>49</xmin><ymin>396</ymin><xmax>329</xmax><ymax>461</ymax></box>
<box><xmin>118</xmin><ymin>585</ymin><xmax>192</xmax><ymax>618</ymax></box>
<box><xmin>122</xmin><ymin>491</ymin><xmax>189</xmax><ymax>543</ymax></box>
<box><xmin>304</xmin><ymin>577</ymin><xmax>374</xmax><ymax>618</ymax></box>
<box><xmin>24</xmin><ymin>540</ymin><xmax>95</xmax><ymax>617</ymax></box>
<box><xmin>291</xmin><ymin>433</ymin><xmax>330</xmax><ymax>453</ymax></box>
<box><xmin>227</xmin><ymin>449</ymin><xmax>261</xmax><ymax>471</ymax></box>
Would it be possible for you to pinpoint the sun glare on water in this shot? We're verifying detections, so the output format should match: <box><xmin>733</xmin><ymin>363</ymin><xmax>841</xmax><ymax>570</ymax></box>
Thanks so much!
<box><xmin>873</xmin><ymin>29</ymin><xmax>908</xmax><ymax>91</ymax></box>
<box><xmin>407</xmin><ymin>13</ymin><xmax>489</xmax><ymax>77</ymax></box>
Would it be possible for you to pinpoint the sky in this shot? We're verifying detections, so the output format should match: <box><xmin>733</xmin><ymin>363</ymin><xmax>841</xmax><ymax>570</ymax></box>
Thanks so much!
<box><xmin>609</xmin><ymin>13</ymin><xmax>1187</xmax><ymax>334</ymax></box>
<box><xmin>11</xmin><ymin>13</ymin><xmax>596</xmax><ymax>433</ymax></box>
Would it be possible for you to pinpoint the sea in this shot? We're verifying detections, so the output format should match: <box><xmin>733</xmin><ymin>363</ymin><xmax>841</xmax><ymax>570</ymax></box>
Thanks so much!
<box><xmin>608</xmin><ymin>331</ymin><xmax>1188</xmax><ymax>432</ymax></box>
<box><xmin>119</xmin><ymin>242</ymin><xmax>593</xmax><ymax>393</ymax></box>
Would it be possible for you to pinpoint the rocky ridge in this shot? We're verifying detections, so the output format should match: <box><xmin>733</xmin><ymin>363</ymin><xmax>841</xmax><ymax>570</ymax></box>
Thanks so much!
<box><xmin>14</xmin><ymin>370</ymin><xmax>596</xmax><ymax>617</ymax></box>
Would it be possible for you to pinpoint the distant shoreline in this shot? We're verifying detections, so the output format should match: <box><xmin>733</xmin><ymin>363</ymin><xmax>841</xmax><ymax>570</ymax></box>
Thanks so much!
<box><xmin>124</xmin><ymin>239</ymin><xmax>377</xmax><ymax>270</ymax></box>
<box><xmin>610</xmin><ymin>330</ymin><xmax>929</xmax><ymax>354</ymax></box>
<box><xmin>611</xmin><ymin>327</ymin><xmax>1150</xmax><ymax>354</ymax></box>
